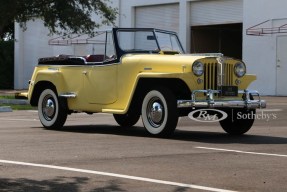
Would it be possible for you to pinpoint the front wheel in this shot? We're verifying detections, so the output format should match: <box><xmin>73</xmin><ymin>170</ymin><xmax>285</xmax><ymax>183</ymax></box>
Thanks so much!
<box><xmin>141</xmin><ymin>87</ymin><xmax>178</xmax><ymax>137</ymax></box>
<box><xmin>113</xmin><ymin>112</ymin><xmax>140</xmax><ymax>127</ymax></box>
<box><xmin>38</xmin><ymin>88</ymin><xmax>67</xmax><ymax>129</ymax></box>
<box><xmin>220</xmin><ymin>109</ymin><xmax>255</xmax><ymax>135</ymax></box>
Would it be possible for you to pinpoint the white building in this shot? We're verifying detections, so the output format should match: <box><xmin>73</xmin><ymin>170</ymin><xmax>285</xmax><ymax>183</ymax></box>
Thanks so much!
<box><xmin>15</xmin><ymin>0</ymin><xmax>287</xmax><ymax>95</ymax></box>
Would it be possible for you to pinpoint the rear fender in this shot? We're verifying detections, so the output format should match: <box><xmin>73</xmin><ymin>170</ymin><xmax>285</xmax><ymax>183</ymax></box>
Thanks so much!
<box><xmin>29</xmin><ymin>71</ymin><xmax>66</xmax><ymax>106</ymax></box>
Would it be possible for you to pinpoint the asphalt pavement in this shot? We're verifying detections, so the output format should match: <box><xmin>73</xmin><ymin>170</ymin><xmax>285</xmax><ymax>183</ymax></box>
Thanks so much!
<box><xmin>0</xmin><ymin>96</ymin><xmax>287</xmax><ymax>192</ymax></box>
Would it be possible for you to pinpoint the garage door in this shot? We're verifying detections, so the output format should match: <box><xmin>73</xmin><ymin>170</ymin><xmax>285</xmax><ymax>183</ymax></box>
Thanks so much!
<box><xmin>135</xmin><ymin>4</ymin><xmax>179</xmax><ymax>33</ymax></box>
<box><xmin>190</xmin><ymin>0</ymin><xmax>243</xmax><ymax>26</ymax></box>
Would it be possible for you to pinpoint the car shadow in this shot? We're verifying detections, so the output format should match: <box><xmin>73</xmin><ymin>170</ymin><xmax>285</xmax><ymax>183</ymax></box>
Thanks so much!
<box><xmin>173</xmin><ymin>129</ymin><xmax>287</xmax><ymax>144</ymax></box>
<box><xmin>41</xmin><ymin>124</ymin><xmax>287</xmax><ymax>145</ymax></box>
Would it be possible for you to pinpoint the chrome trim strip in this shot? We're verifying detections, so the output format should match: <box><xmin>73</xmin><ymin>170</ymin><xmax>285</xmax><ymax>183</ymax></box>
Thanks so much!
<box><xmin>59</xmin><ymin>92</ymin><xmax>77</xmax><ymax>98</ymax></box>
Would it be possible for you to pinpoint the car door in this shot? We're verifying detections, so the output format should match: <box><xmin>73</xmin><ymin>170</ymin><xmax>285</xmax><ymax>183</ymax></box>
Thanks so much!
<box><xmin>83</xmin><ymin>63</ymin><xmax>118</xmax><ymax>104</ymax></box>
<box><xmin>82</xmin><ymin>31</ymin><xmax>118</xmax><ymax>104</ymax></box>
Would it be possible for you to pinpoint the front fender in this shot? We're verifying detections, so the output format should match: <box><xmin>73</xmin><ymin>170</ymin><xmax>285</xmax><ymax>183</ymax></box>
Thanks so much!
<box><xmin>238</xmin><ymin>74</ymin><xmax>257</xmax><ymax>90</ymax></box>
<box><xmin>108</xmin><ymin>72</ymin><xmax>195</xmax><ymax>114</ymax></box>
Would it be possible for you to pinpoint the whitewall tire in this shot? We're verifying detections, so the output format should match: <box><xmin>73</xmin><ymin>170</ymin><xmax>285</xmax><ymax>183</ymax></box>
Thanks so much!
<box><xmin>141</xmin><ymin>87</ymin><xmax>178</xmax><ymax>137</ymax></box>
<box><xmin>38</xmin><ymin>88</ymin><xmax>67</xmax><ymax>129</ymax></box>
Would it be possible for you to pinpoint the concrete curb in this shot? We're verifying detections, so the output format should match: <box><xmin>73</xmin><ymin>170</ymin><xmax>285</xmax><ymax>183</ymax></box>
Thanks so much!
<box><xmin>0</xmin><ymin>99</ymin><xmax>29</xmax><ymax>105</ymax></box>
<box><xmin>0</xmin><ymin>106</ymin><xmax>13</xmax><ymax>112</ymax></box>
<box><xmin>0</xmin><ymin>99</ymin><xmax>28</xmax><ymax>112</ymax></box>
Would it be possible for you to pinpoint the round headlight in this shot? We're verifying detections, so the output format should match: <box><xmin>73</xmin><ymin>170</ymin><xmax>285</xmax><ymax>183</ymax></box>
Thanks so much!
<box><xmin>234</xmin><ymin>62</ymin><xmax>246</xmax><ymax>77</ymax></box>
<box><xmin>192</xmin><ymin>61</ymin><xmax>204</xmax><ymax>76</ymax></box>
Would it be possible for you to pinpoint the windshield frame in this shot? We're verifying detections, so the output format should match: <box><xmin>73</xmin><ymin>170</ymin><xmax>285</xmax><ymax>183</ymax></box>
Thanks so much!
<box><xmin>113</xmin><ymin>28</ymin><xmax>185</xmax><ymax>58</ymax></box>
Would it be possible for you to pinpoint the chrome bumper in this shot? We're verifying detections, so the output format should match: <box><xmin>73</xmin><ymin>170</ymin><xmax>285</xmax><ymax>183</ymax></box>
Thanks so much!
<box><xmin>177</xmin><ymin>89</ymin><xmax>267</xmax><ymax>109</ymax></box>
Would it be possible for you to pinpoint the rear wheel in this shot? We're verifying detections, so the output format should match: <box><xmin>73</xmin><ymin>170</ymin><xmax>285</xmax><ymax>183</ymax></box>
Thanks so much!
<box><xmin>141</xmin><ymin>87</ymin><xmax>178</xmax><ymax>137</ymax></box>
<box><xmin>38</xmin><ymin>88</ymin><xmax>67</xmax><ymax>129</ymax></box>
<box><xmin>220</xmin><ymin>109</ymin><xmax>255</xmax><ymax>135</ymax></box>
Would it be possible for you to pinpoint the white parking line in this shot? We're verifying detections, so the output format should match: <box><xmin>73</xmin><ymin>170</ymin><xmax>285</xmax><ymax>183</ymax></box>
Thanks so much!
<box><xmin>0</xmin><ymin>159</ymin><xmax>236</xmax><ymax>192</ymax></box>
<box><xmin>195</xmin><ymin>147</ymin><xmax>287</xmax><ymax>157</ymax></box>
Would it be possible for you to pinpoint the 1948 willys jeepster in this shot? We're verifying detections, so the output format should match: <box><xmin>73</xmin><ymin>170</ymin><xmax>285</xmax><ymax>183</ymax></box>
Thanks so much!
<box><xmin>25</xmin><ymin>28</ymin><xmax>266</xmax><ymax>137</ymax></box>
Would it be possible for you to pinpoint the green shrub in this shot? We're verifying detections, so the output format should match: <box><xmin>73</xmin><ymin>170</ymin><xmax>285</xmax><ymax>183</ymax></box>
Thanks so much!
<box><xmin>0</xmin><ymin>40</ymin><xmax>14</xmax><ymax>89</ymax></box>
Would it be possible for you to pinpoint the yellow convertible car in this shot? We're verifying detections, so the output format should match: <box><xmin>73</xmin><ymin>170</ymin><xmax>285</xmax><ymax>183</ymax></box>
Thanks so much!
<box><xmin>26</xmin><ymin>28</ymin><xmax>266</xmax><ymax>136</ymax></box>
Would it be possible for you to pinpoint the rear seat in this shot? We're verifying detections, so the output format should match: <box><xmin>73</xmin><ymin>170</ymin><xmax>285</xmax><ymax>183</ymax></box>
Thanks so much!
<box><xmin>84</xmin><ymin>55</ymin><xmax>107</xmax><ymax>63</ymax></box>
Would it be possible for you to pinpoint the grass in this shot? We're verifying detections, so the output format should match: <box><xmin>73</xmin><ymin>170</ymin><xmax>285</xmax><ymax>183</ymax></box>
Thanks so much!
<box><xmin>0</xmin><ymin>104</ymin><xmax>36</xmax><ymax>110</ymax></box>
<box><xmin>0</xmin><ymin>94</ymin><xmax>36</xmax><ymax>110</ymax></box>
<box><xmin>0</xmin><ymin>95</ymin><xmax>15</xmax><ymax>99</ymax></box>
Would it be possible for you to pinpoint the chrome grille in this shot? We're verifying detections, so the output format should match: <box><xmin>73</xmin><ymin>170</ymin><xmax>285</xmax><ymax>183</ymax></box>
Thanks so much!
<box><xmin>204</xmin><ymin>62</ymin><xmax>233</xmax><ymax>90</ymax></box>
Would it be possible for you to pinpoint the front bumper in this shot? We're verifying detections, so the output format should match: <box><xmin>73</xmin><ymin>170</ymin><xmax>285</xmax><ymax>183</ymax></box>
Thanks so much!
<box><xmin>177</xmin><ymin>89</ymin><xmax>266</xmax><ymax>109</ymax></box>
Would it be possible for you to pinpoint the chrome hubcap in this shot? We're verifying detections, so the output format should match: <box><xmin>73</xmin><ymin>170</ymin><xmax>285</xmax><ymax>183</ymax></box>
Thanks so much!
<box><xmin>147</xmin><ymin>98</ymin><xmax>164</xmax><ymax>128</ymax></box>
<box><xmin>42</xmin><ymin>95</ymin><xmax>56</xmax><ymax>121</ymax></box>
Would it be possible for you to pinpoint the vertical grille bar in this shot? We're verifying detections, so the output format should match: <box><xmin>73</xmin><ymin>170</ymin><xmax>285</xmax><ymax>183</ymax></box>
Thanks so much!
<box><xmin>214</xmin><ymin>64</ymin><xmax>217</xmax><ymax>90</ymax></box>
<box><xmin>224</xmin><ymin>64</ymin><xmax>227</xmax><ymax>85</ymax></box>
<box><xmin>228</xmin><ymin>64</ymin><xmax>231</xmax><ymax>85</ymax></box>
<box><xmin>227</xmin><ymin>63</ymin><xmax>230</xmax><ymax>85</ymax></box>
<box><xmin>210</xmin><ymin>64</ymin><xmax>213</xmax><ymax>89</ymax></box>
<box><xmin>204</xmin><ymin>64</ymin><xmax>207</xmax><ymax>90</ymax></box>
<box><xmin>230</xmin><ymin>64</ymin><xmax>233</xmax><ymax>85</ymax></box>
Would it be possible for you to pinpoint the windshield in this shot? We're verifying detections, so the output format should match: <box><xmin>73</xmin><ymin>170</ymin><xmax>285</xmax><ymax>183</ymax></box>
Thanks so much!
<box><xmin>155</xmin><ymin>32</ymin><xmax>183</xmax><ymax>53</ymax></box>
<box><xmin>117</xmin><ymin>29</ymin><xmax>184</xmax><ymax>53</ymax></box>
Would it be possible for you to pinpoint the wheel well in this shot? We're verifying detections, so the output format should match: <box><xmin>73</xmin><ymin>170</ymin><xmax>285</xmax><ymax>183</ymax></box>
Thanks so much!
<box><xmin>30</xmin><ymin>81</ymin><xmax>56</xmax><ymax>106</ymax></box>
<box><xmin>134</xmin><ymin>78</ymin><xmax>191</xmax><ymax>101</ymax></box>
<box><xmin>128</xmin><ymin>78</ymin><xmax>191</xmax><ymax>115</ymax></box>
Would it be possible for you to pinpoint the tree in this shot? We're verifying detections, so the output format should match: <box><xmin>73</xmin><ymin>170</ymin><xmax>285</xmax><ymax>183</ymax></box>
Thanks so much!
<box><xmin>0</xmin><ymin>0</ymin><xmax>118</xmax><ymax>40</ymax></box>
